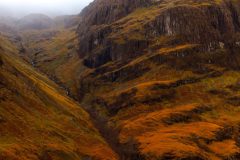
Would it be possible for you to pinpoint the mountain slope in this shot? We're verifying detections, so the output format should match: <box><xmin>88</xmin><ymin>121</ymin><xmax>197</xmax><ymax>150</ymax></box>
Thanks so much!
<box><xmin>77</xmin><ymin>0</ymin><xmax>240</xmax><ymax>67</ymax></box>
<box><xmin>4</xmin><ymin>0</ymin><xmax>240</xmax><ymax>159</ymax></box>
<box><xmin>73</xmin><ymin>0</ymin><xmax>240</xmax><ymax>159</ymax></box>
<box><xmin>0</xmin><ymin>35</ymin><xmax>117</xmax><ymax>160</ymax></box>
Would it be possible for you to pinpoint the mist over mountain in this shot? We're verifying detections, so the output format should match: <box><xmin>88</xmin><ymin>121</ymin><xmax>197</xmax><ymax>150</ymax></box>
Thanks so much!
<box><xmin>0</xmin><ymin>0</ymin><xmax>93</xmax><ymax>18</ymax></box>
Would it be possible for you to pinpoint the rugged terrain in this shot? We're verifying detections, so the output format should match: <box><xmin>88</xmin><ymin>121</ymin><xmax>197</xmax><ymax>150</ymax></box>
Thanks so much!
<box><xmin>1</xmin><ymin>0</ymin><xmax>240</xmax><ymax>159</ymax></box>
<box><xmin>0</xmin><ymin>24</ymin><xmax>117</xmax><ymax>160</ymax></box>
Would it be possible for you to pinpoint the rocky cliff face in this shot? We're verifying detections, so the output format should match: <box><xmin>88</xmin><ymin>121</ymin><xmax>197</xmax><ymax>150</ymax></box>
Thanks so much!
<box><xmin>72</xmin><ymin>0</ymin><xmax>240</xmax><ymax>159</ymax></box>
<box><xmin>79</xmin><ymin>0</ymin><xmax>152</xmax><ymax>26</ymax></box>
<box><xmin>77</xmin><ymin>0</ymin><xmax>153</xmax><ymax>66</ymax></box>
<box><xmin>77</xmin><ymin>0</ymin><xmax>240</xmax><ymax>68</ymax></box>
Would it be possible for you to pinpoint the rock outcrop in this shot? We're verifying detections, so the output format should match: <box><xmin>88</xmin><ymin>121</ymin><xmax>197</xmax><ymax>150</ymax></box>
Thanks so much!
<box><xmin>77</xmin><ymin>0</ymin><xmax>240</xmax><ymax>68</ymax></box>
<box><xmin>73</xmin><ymin>1</ymin><xmax>240</xmax><ymax>159</ymax></box>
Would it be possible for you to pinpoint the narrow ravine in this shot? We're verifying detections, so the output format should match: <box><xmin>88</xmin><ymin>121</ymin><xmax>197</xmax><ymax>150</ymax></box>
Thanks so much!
<box><xmin>15</xmin><ymin>28</ymin><xmax>148</xmax><ymax>159</ymax></box>
<box><xmin>27</xmin><ymin>55</ymin><xmax>123</xmax><ymax>159</ymax></box>
<box><xmin>48</xmin><ymin>78</ymin><xmax>143</xmax><ymax>160</ymax></box>
<box><xmin>29</xmin><ymin>57</ymin><xmax>141</xmax><ymax>159</ymax></box>
<box><xmin>82</xmin><ymin>104</ymin><xmax>144</xmax><ymax>160</ymax></box>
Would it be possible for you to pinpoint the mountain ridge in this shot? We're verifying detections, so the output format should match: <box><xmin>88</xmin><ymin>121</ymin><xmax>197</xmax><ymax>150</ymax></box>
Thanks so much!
<box><xmin>1</xmin><ymin>0</ymin><xmax>240</xmax><ymax>159</ymax></box>
<box><xmin>77</xmin><ymin>0</ymin><xmax>240</xmax><ymax>68</ymax></box>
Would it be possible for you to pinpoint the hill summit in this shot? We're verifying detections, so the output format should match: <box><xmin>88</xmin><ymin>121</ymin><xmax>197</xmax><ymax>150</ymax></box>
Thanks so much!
<box><xmin>17</xmin><ymin>14</ymin><xmax>54</xmax><ymax>30</ymax></box>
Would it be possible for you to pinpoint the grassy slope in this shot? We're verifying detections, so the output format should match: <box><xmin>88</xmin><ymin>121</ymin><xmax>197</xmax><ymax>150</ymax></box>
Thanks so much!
<box><xmin>20</xmin><ymin>27</ymin><xmax>87</xmax><ymax>99</ymax></box>
<box><xmin>19</xmin><ymin>0</ymin><xmax>240</xmax><ymax>159</ymax></box>
<box><xmin>25</xmin><ymin>35</ymin><xmax>240</xmax><ymax>159</ymax></box>
<box><xmin>0</xmin><ymin>35</ymin><xmax>117</xmax><ymax>160</ymax></box>
<box><xmin>86</xmin><ymin>49</ymin><xmax>240</xmax><ymax>159</ymax></box>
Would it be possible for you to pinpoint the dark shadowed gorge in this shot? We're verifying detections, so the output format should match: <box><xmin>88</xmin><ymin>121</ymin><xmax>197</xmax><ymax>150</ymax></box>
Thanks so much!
<box><xmin>1</xmin><ymin>0</ymin><xmax>240</xmax><ymax>159</ymax></box>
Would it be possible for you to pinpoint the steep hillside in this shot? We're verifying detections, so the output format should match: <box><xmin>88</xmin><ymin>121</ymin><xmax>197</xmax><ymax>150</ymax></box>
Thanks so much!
<box><xmin>5</xmin><ymin>0</ymin><xmax>240</xmax><ymax>159</ymax></box>
<box><xmin>74</xmin><ymin>0</ymin><xmax>240</xmax><ymax>159</ymax></box>
<box><xmin>18</xmin><ymin>26</ymin><xmax>82</xmax><ymax>99</ymax></box>
<box><xmin>0</xmin><ymin>35</ymin><xmax>117</xmax><ymax>159</ymax></box>
<box><xmin>77</xmin><ymin>0</ymin><xmax>240</xmax><ymax>67</ymax></box>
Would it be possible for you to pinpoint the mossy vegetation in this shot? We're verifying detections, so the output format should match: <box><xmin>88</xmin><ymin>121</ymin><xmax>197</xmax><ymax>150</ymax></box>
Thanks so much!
<box><xmin>1</xmin><ymin>0</ymin><xmax>240</xmax><ymax>159</ymax></box>
<box><xmin>0</xmin><ymin>35</ymin><xmax>117</xmax><ymax>160</ymax></box>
